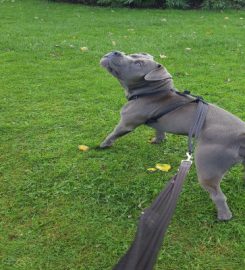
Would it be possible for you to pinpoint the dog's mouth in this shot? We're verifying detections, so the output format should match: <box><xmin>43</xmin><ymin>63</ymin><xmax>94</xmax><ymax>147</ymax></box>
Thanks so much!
<box><xmin>100</xmin><ymin>57</ymin><xmax>110</xmax><ymax>69</ymax></box>
<box><xmin>100</xmin><ymin>56</ymin><xmax>121</xmax><ymax>78</ymax></box>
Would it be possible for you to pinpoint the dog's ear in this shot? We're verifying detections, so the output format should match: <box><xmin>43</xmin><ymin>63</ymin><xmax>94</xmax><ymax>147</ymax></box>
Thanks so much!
<box><xmin>144</xmin><ymin>65</ymin><xmax>172</xmax><ymax>81</ymax></box>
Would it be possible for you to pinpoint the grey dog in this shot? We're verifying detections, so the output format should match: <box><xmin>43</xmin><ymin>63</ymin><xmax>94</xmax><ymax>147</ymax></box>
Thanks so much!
<box><xmin>100</xmin><ymin>51</ymin><xmax>245</xmax><ymax>221</ymax></box>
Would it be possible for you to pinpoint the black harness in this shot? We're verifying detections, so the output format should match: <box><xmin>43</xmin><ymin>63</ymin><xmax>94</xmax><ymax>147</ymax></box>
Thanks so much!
<box><xmin>128</xmin><ymin>88</ymin><xmax>207</xmax><ymax>122</ymax></box>
<box><xmin>127</xmin><ymin>89</ymin><xmax>167</xmax><ymax>101</ymax></box>
<box><xmin>127</xmin><ymin>88</ymin><xmax>208</xmax><ymax>153</ymax></box>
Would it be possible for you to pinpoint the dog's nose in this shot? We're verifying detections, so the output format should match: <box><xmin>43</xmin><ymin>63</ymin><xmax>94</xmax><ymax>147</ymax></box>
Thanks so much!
<box><xmin>112</xmin><ymin>51</ymin><xmax>122</xmax><ymax>57</ymax></box>
<box><xmin>103</xmin><ymin>51</ymin><xmax>123</xmax><ymax>60</ymax></box>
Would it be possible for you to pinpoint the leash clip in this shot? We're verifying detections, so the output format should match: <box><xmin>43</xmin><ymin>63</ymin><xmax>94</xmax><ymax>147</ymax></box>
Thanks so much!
<box><xmin>182</xmin><ymin>152</ymin><xmax>193</xmax><ymax>163</ymax></box>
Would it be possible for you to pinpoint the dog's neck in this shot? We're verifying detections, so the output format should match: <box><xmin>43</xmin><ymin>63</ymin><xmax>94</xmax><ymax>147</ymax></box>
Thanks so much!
<box><xmin>122</xmin><ymin>79</ymin><xmax>174</xmax><ymax>100</ymax></box>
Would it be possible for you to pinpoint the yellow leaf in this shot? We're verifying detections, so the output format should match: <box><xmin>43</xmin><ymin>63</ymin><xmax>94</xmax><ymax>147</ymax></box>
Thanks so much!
<box><xmin>147</xmin><ymin>167</ymin><xmax>157</xmax><ymax>172</ymax></box>
<box><xmin>80</xmin><ymin>47</ymin><xmax>88</xmax><ymax>52</ymax></box>
<box><xmin>160</xmin><ymin>54</ymin><xmax>167</xmax><ymax>59</ymax></box>
<box><xmin>155</xmin><ymin>163</ymin><xmax>171</xmax><ymax>172</ymax></box>
<box><xmin>78</xmin><ymin>145</ymin><xmax>89</xmax><ymax>151</ymax></box>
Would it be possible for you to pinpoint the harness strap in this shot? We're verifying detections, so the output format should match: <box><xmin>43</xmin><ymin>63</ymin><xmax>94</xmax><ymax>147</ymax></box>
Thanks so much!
<box><xmin>143</xmin><ymin>89</ymin><xmax>205</xmax><ymax>125</ymax></box>
<box><xmin>139</xmin><ymin>88</ymin><xmax>209</xmax><ymax>153</ymax></box>
<box><xmin>145</xmin><ymin>99</ymin><xmax>196</xmax><ymax>125</ymax></box>
<box><xmin>127</xmin><ymin>90</ymin><xmax>168</xmax><ymax>101</ymax></box>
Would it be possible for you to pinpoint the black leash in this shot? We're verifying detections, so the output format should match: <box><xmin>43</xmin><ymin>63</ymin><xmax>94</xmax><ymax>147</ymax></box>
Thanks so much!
<box><xmin>112</xmin><ymin>94</ymin><xmax>209</xmax><ymax>270</ymax></box>
<box><xmin>113</xmin><ymin>159</ymin><xmax>192</xmax><ymax>270</ymax></box>
<box><xmin>188</xmin><ymin>99</ymin><xmax>208</xmax><ymax>154</ymax></box>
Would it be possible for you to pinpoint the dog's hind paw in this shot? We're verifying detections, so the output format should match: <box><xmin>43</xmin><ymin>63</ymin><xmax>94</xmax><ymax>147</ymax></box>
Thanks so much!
<box><xmin>100</xmin><ymin>141</ymin><xmax>113</xmax><ymax>148</ymax></box>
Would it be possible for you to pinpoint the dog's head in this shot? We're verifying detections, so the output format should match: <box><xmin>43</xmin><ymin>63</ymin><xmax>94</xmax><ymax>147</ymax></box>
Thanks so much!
<box><xmin>100</xmin><ymin>51</ymin><xmax>173</xmax><ymax>91</ymax></box>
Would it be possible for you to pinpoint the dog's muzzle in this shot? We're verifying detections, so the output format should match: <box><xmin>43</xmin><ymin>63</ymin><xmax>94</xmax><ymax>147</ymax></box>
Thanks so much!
<box><xmin>100</xmin><ymin>51</ymin><xmax>123</xmax><ymax>68</ymax></box>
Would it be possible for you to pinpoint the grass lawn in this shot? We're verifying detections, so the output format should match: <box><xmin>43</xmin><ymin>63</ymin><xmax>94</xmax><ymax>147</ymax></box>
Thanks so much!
<box><xmin>0</xmin><ymin>0</ymin><xmax>245</xmax><ymax>269</ymax></box>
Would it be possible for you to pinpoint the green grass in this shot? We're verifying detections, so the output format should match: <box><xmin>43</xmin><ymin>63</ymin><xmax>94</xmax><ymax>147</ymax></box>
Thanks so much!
<box><xmin>0</xmin><ymin>0</ymin><xmax>245</xmax><ymax>269</ymax></box>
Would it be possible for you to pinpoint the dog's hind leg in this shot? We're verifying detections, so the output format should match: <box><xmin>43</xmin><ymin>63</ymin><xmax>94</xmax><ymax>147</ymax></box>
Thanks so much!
<box><xmin>238</xmin><ymin>133</ymin><xmax>245</xmax><ymax>181</ymax></box>
<box><xmin>195</xmin><ymin>144</ymin><xmax>238</xmax><ymax>221</ymax></box>
<box><xmin>243</xmin><ymin>160</ymin><xmax>245</xmax><ymax>182</ymax></box>
<box><xmin>198</xmin><ymin>175</ymin><xmax>232</xmax><ymax>221</ymax></box>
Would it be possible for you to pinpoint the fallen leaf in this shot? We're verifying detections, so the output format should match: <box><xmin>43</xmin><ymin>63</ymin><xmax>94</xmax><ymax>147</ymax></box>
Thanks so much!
<box><xmin>78</xmin><ymin>145</ymin><xmax>89</xmax><ymax>151</ymax></box>
<box><xmin>155</xmin><ymin>163</ymin><xmax>171</xmax><ymax>172</ymax></box>
<box><xmin>160</xmin><ymin>54</ymin><xmax>167</xmax><ymax>59</ymax></box>
<box><xmin>147</xmin><ymin>168</ymin><xmax>157</xmax><ymax>173</ymax></box>
<box><xmin>112</xmin><ymin>40</ymin><xmax>116</xmax><ymax>46</ymax></box>
<box><xmin>80</xmin><ymin>47</ymin><xmax>88</xmax><ymax>52</ymax></box>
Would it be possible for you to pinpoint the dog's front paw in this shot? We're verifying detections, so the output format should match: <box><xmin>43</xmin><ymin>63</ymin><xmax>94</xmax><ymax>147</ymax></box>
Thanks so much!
<box><xmin>100</xmin><ymin>141</ymin><xmax>113</xmax><ymax>149</ymax></box>
<box><xmin>218</xmin><ymin>210</ymin><xmax>232</xmax><ymax>221</ymax></box>
<box><xmin>150</xmin><ymin>137</ymin><xmax>163</xmax><ymax>144</ymax></box>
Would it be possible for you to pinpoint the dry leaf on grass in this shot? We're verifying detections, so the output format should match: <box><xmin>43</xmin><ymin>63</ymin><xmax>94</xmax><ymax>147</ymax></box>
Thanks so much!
<box><xmin>78</xmin><ymin>145</ymin><xmax>89</xmax><ymax>151</ymax></box>
<box><xmin>160</xmin><ymin>54</ymin><xmax>167</xmax><ymax>59</ymax></box>
<box><xmin>147</xmin><ymin>168</ymin><xmax>157</xmax><ymax>173</ymax></box>
<box><xmin>80</xmin><ymin>47</ymin><xmax>88</xmax><ymax>52</ymax></box>
<box><xmin>155</xmin><ymin>163</ymin><xmax>171</xmax><ymax>172</ymax></box>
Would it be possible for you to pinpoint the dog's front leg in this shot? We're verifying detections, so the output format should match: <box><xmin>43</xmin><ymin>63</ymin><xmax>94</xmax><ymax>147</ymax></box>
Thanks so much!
<box><xmin>100</xmin><ymin>120</ymin><xmax>137</xmax><ymax>148</ymax></box>
<box><xmin>151</xmin><ymin>129</ymin><xmax>166</xmax><ymax>144</ymax></box>
<box><xmin>147</xmin><ymin>122</ymin><xmax>166</xmax><ymax>144</ymax></box>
